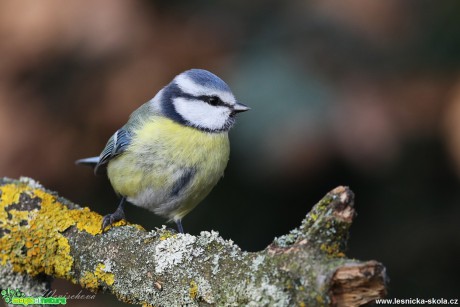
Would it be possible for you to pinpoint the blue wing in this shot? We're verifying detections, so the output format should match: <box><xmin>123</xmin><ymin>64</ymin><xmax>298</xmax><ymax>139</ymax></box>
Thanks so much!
<box><xmin>94</xmin><ymin>128</ymin><xmax>132</xmax><ymax>175</ymax></box>
<box><xmin>76</xmin><ymin>101</ymin><xmax>154</xmax><ymax>175</ymax></box>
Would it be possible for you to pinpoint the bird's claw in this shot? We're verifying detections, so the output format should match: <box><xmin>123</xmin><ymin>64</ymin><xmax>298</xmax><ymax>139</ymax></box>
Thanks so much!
<box><xmin>101</xmin><ymin>211</ymin><xmax>125</xmax><ymax>232</ymax></box>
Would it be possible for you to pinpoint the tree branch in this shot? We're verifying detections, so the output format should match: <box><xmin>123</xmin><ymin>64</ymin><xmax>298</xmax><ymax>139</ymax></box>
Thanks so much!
<box><xmin>0</xmin><ymin>177</ymin><xmax>387</xmax><ymax>306</ymax></box>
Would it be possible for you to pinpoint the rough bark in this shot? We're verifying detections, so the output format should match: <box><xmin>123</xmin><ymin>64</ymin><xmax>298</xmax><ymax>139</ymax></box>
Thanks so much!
<box><xmin>0</xmin><ymin>177</ymin><xmax>387</xmax><ymax>306</ymax></box>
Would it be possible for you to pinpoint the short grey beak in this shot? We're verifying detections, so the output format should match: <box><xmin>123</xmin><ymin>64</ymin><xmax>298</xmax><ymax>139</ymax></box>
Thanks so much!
<box><xmin>233</xmin><ymin>102</ymin><xmax>250</xmax><ymax>113</ymax></box>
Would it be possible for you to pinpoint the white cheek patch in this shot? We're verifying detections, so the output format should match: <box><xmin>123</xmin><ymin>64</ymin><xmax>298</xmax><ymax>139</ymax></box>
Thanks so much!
<box><xmin>173</xmin><ymin>97</ymin><xmax>231</xmax><ymax>130</ymax></box>
<box><xmin>175</xmin><ymin>74</ymin><xmax>236</xmax><ymax>106</ymax></box>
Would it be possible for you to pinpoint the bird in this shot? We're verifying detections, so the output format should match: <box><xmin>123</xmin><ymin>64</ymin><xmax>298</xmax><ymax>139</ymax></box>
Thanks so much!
<box><xmin>76</xmin><ymin>69</ymin><xmax>249</xmax><ymax>233</ymax></box>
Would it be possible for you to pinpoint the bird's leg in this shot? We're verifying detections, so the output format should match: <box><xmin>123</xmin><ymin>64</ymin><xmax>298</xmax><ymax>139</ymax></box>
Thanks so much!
<box><xmin>102</xmin><ymin>196</ymin><xmax>126</xmax><ymax>231</ymax></box>
<box><xmin>175</xmin><ymin>219</ymin><xmax>184</xmax><ymax>234</ymax></box>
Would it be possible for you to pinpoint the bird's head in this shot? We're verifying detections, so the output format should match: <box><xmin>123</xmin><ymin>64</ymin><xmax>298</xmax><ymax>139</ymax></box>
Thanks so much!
<box><xmin>160</xmin><ymin>69</ymin><xmax>249</xmax><ymax>132</ymax></box>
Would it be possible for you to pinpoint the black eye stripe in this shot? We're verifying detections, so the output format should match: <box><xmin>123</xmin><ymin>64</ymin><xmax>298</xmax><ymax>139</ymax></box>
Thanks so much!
<box><xmin>172</xmin><ymin>82</ymin><xmax>233</xmax><ymax>108</ymax></box>
<box><xmin>200</xmin><ymin>95</ymin><xmax>222</xmax><ymax>106</ymax></box>
<box><xmin>199</xmin><ymin>95</ymin><xmax>234</xmax><ymax>108</ymax></box>
<box><xmin>207</xmin><ymin>96</ymin><xmax>220</xmax><ymax>106</ymax></box>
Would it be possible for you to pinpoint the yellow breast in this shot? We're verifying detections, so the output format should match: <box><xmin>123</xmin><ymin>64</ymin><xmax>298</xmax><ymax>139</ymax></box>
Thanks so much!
<box><xmin>107</xmin><ymin>116</ymin><xmax>230</xmax><ymax>219</ymax></box>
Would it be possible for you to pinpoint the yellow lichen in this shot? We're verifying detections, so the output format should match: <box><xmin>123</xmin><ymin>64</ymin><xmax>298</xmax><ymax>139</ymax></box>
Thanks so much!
<box><xmin>159</xmin><ymin>230</ymin><xmax>176</xmax><ymax>241</ymax></box>
<box><xmin>310</xmin><ymin>213</ymin><xmax>318</xmax><ymax>222</ymax></box>
<box><xmin>189</xmin><ymin>280</ymin><xmax>198</xmax><ymax>300</ymax></box>
<box><xmin>316</xmin><ymin>295</ymin><xmax>324</xmax><ymax>304</ymax></box>
<box><xmin>0</xmin><ymin>182</ymin><xmax>113</xmax><ymax>282</ymax></box>
<box><xmin>79</xmin><ymin>263</ymin><xmax>115</xmax><ymax>291</ymax></box>
<box><xmin>320</xmin><ymin>243</ymin><xmax>345</xmax><ymax>258</ymax></box>
<box><xmin>79</xmin><ymin>271</ymin><xmax>99</xmax><ymax>291</ymax></box>
<box><xmin>95</xmin><ymin>263</ymin><xmax>115</xmax><ymax>286</ymax></box>
<box><xmin>131</xmin><ymin>223</ymin><xmax>145</xmax><ymax>231</ymax></box>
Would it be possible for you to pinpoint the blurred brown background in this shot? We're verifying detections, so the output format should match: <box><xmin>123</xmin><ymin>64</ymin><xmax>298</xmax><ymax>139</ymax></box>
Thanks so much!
<box><xmin>1</xmin><ymin>0</ymin><xmax>459</xmax><ymax>306</ymax></box>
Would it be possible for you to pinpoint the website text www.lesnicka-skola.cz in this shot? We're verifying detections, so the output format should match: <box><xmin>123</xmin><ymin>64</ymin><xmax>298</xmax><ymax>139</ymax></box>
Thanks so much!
<box><xmin>375</xmin><ymin>298</ymin><xmax>459</xmax><ymax>305</ymax></box>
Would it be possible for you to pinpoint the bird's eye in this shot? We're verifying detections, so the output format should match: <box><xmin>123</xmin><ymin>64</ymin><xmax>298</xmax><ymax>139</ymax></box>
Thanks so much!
<box><xmin>207</xmin><ymin>96</ymin><xmax>221</xmax><ymax>106</ymax></box>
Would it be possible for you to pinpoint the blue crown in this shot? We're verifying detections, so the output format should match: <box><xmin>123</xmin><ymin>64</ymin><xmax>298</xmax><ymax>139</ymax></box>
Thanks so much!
<box><xmin>184</xmin><ymin>69</ymin><xmax>231</xmax><ymax>92</ymax></box>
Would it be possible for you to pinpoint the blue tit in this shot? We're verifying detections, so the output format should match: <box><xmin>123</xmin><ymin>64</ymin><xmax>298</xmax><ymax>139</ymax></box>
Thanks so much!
<box><xmin>76</xmin><ymin>69</ymin><xmax>249</xmax><ymax>233</ymax></box>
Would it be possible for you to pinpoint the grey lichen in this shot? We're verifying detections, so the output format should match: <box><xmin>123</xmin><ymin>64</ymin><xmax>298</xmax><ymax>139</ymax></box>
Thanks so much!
<box><xmin>194</xmin><ymin>276</ymin><xmax>214</xmax><ymax>303</ymax></box>
<box><xmin>18</xmin><ymin>177</ymin><xmax>44</xmax><ymax>190</ymax></box>
<box><xmin>245</xmin><ymin>277</ymin><xmax>291</xmax><ymax>307</ymax></box>
<box><xmin>272</xmin><ymin>227</ymin><xmax>303</xmax><ymax>247</ymax></box>
<box><xmin>250</xmin><ymin>254</ymin><xmax>265</xmax><ymax>271</ymax></box>
<box><xmin>211</xmin><ymin>254</ymin><xmax>220</xmax><ymax>275</ymax></box>
<box><xmin>154</xmin><ymin>233</ymin><xmax>197</xmax><ymax>274</ymax></box>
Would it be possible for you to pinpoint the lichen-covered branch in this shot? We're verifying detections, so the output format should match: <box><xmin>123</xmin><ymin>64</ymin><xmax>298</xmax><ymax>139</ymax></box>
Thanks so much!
<box><xmin>0</xmin><ymin>177</ymin><xmax>387</xmax><ymax>306</ymax></box>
